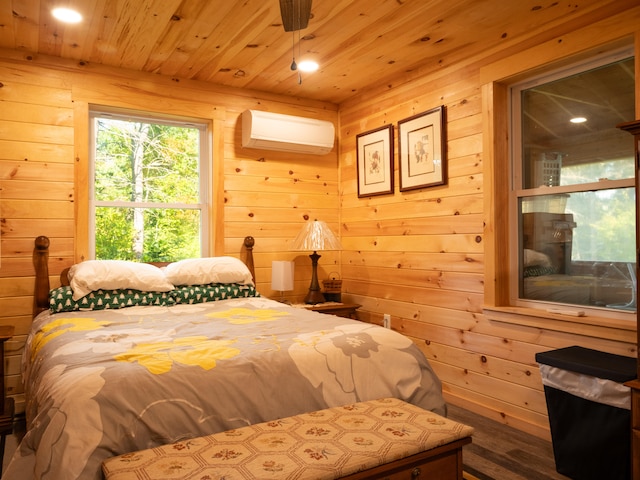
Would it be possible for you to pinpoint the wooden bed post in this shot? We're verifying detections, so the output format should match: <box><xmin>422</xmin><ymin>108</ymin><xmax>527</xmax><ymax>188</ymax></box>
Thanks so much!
<box><xmin>33</xmin><ymin>236</ymin><xmax>51</xmax><ymax>318</ymax></box>
<box><xmin>243</xmin><ymin>236</ymin><xmax>256</xmax><ymax>284</ymax></box>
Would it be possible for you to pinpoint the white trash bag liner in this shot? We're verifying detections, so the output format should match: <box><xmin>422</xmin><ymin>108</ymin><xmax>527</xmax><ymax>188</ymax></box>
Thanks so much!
<box><xmin>539</xmin><ymin>364</ymin><xmax>631</xmax><ymax>410</ymax></box>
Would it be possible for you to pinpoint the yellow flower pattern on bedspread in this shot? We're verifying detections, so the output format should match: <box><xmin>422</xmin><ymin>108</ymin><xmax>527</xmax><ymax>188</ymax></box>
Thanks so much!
<box><xmin>114</xmin><ymin>337</ymin><xmax>241</xmax><ymax>374</ymax></box>
<box><xmin>30</xmin><ymin>317</ymin><xmax>110</xmax><ymax>360</ymax></box>
<box><xmin>36</xmin><ymin>308</ymin><xmax>290</xmax><ymax>374</ymax></box>
<box><xmin>113</xmin><ymin>307</ymin><xmax>290</xmax><ymax>374</ymax></box>
<box><xmin>207</xmin><ymin>306</ymin><xmax>290</xmax><ymax>324</ymax></box>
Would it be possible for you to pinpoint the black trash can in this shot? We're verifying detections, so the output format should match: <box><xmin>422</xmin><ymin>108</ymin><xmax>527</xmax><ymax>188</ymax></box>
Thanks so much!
<box><xmin>535</xmin><ymin>346</ymin><xmax>636</xmax><ymax>480</ymax></box>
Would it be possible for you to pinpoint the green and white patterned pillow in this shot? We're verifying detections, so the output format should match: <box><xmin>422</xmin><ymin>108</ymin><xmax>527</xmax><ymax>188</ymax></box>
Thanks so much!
<box><xmin>523</xmin><ymin>265</ymin><xmax>557</xmax><ymax>278</ymax></box>
<box><xmin>50</xmin><ymin>286</ymin><xmax>176</xmax><ymax>313</ymax></box>
<box><xmin>49</xmin><ymin>283</ymin><xmax>260</xmax><ymax>312</ymax></box>
<box><xmin>171</xmin><ymin>283</ymin><xmax>260</xmax><ymax>304</ymax></box>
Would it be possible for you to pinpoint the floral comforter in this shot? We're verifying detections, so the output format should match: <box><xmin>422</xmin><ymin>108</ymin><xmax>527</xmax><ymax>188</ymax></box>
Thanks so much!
<box><xmin>6</xmin><ymin>297</ymin><xmax>445</xmax><ymax>480</ymax></box>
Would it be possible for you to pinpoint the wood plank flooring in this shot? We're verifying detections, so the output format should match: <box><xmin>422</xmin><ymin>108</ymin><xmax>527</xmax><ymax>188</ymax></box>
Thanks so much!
<box><xmin>447</xmin><ymin>404</ymin><xmax>570</xmax><ymax>480</ymax></box>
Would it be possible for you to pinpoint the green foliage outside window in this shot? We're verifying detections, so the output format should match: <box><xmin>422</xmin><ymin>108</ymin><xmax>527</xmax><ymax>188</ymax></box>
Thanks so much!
<box><xmin>562</xmin><ymin>161</ymin><xmax>635</xmax><ymax>263</ymax></box>
<box><xmin>93</xmin><ymin>116</ymin><xmax>203</xmax><ymax>261</ymax></box>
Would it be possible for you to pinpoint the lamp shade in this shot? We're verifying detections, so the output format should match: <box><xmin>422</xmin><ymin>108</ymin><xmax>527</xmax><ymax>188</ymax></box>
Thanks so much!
<box><xmin>271</xmin><ymin>260</ymin><xmax>295</xmax><ymax>291</ymax></box>
<box><xmin>291</xmin><ymin>220</ymin><xmax>342</xmax><ymax>252</ymax></box>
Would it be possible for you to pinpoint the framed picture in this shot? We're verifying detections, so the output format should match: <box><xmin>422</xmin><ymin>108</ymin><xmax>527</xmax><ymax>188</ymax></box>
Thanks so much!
<box><xmin>398</xmin><ymin>106</ymin><xmax>446</xmax><ymax>191</ymax></box>
<box><xmin>356</xmin><ymin>124</ymin><xmax>394</xmax><ymax>197</ymax></box>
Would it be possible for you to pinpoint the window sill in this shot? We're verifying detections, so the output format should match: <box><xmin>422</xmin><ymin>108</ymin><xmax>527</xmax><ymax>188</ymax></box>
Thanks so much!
<box><xmin>483</xmin><ymin>305</ymin><xmax>636</xmax><ymax>344</ymax></box>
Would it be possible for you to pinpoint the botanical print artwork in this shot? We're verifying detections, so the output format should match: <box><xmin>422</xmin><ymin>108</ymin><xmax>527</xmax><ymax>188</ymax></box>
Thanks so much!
<box><xmin>398</xmin><ymin>106</ymin><xmax>446</xmax><ymax>191</ymax></box>
<box><xmin>408</xmin><ymin>124</ymin><xmax>435</xmax><ymax>177</ymax></box>
<box><xmin>356</xmin><ymin>124</ymin><xmax>393</xmax><ymax>197</ymax></box>
<box><xmin>364</xmin><ymin>139</ymin><xmax>386</xmax><ymax>186</ymax></box>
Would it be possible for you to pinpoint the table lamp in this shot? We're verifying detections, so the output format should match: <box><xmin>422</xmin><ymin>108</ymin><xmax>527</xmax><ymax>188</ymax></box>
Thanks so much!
<box><xmin>271</xmin><ymin>260</ymin><xmax>295</xmax><ymax>303</ymax></box>
<box><xmin>291</xmin><ymin>219</ymin><xmax>342</xmax><ymax>304</ymax></box>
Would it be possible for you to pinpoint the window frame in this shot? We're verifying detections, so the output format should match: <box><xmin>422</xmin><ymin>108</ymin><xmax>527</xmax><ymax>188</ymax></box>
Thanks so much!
<box><xmin>89</xmin><ymin>107</ymin><xmax>210</xmax><ymax>260</ymax></box>
<box><xmin>507</xmin><ymin>47</ymin><xmax>636</xmax><ymax>320</ymax></box>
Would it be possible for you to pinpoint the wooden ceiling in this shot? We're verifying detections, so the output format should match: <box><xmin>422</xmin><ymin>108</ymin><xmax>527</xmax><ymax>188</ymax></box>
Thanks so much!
<box><xmin>0</xmin><ymin>0</ymin><xmax>626</xmax><ymax>105</ymax></box>
<box><xmin>523</xmin><ymin>56</ymin><xmax>635</xmax><ymax>165</ymax></box>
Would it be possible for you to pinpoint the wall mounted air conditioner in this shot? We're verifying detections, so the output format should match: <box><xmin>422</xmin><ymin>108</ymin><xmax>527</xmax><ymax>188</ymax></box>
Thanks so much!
<box><xmin>241</xmin><ymin>109</ymin><xmax>335</xmax><ymax>155</ymax></box>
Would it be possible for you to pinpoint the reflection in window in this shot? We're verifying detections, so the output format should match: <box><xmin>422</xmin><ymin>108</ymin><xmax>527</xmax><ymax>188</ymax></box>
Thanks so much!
<box><xmin>512</xmin><ymin>53</ymin><xmax>636</xmax><ymax>313</ymax></box>
<box><xmin>520</xmin><ymin>189</ymin><xmax>635</xmax><ymax>310</ymax></box>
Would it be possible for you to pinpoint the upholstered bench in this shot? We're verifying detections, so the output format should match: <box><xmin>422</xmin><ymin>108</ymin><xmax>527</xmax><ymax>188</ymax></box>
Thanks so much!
<box><xmin>102</xmin><ymin>397</ymin><xmax>473</xmax><ymax>480</ymax></box>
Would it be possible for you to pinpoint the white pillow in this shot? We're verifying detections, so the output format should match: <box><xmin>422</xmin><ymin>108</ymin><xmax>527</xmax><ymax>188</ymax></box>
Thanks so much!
<box><xmin>69</xmin><ymin>260</ymin><xmax>175</xmax><ymax>300</ymax></box>
<box><xmin>523</xmin><ymin>249</ymin><xmax>553</xmax><ymax>268</ymax></box>
<box><xmin>163</xmin><ymin>257</ymin><xmax>254</xmax><ymax>286</ymax></box>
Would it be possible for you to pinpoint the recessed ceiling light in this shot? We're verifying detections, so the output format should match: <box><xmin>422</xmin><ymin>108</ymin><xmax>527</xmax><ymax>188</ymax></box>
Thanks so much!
<box><xmin>52</xmin><ymin>7</ymin><xmax>82</xmax><ymax>23</ymax></box>
<box><xmin>298</xmin><ymin>60</ymin><xmax>319</xmax><ymax>72</ymax></box>
<box><xmin>570</xmin><ymin>117</ymin><xmax>587</xmax><ymax>124</ymax></box>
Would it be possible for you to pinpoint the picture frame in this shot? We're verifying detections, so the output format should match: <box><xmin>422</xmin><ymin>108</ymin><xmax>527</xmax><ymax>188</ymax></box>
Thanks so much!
<box><xmin>356</xmin><ymin>124</ymin><xmax>394</xmax><ymax>198</ymax></box>
<box><xmin>398</xmin><ymin>106</ymin><xmax>446</xmax><ymax>191</ymax></box>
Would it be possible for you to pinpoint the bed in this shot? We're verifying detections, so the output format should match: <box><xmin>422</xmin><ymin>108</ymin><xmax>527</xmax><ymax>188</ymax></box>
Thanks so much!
<box><xmin>522</xmin><ymin>249</ymin><xmax>636</xmax><ymax>308</ymax></box>
<box><xmin>6</xmin><ymin>236</ymin><xmax>446</xmax><ymax>480</ymax></box>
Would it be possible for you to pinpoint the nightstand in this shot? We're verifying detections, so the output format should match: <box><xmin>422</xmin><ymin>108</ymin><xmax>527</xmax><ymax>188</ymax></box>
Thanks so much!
<box><xmin>304</xmin><ymin>302</ymin><xmax>361</xmax><ymax>319</ymax></box>
<box><xmin>0</xmin><ymin>325</ymin><xmax>15</xmax><ymax>478</ymax></box>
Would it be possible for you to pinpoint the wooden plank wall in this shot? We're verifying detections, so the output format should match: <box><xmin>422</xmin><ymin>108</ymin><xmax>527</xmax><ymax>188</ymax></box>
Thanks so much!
<box><xmin>337</xmin><ymin>5</ymin><xmax>639</xmax><ymax>440</ymax></box>
<box><xmin>0</xmin><ymin>50</ymin><xmax>340</xmax><ymax>411</ymax></box>
<box><xmin>0</xmin><ymin>3</ymin><xmax>639</xmax><ymax>444</ymax></box>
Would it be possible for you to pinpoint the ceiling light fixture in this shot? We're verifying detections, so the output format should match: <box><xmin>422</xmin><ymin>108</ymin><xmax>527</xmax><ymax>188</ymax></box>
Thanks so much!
<box><xmin>298</xmin><ymin>60</ymin><xmax>318</xmax><ymax>72</ymax></box>
<box><xmin>279</xmin><ymin>0</ymin><xmax>314</xmax><ymax>84</ymax></box>
<box><xmin>570</xmin><ymin>116</ymin><xmax>587</xmax><ymax>124</ymax></box>
<box><xmin>52</xmin><ymin>7</ymin><xmax>82</xmax><ymax>23</ymax></box>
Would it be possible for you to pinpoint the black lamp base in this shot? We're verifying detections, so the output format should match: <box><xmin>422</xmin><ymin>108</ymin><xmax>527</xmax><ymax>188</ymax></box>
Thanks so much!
<box><xmin>304</xmin><ymin>289</ymin><xmax>325</xmax><ymax>304</ymax></box>
<box><xmin>304</xmin><ymin>251</ymin><xmax>326</xmax><ymax>304</ymax></box>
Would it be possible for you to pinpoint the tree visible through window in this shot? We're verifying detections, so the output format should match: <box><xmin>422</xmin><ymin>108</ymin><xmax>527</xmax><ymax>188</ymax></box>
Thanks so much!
<box><xmin>91</xmin><ymin>111</ymin><xmax>207</xmax><ymax>261</ymax></box>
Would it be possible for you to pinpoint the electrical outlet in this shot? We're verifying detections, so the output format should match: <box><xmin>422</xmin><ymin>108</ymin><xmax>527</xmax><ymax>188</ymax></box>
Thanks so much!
<box><xmin>383</xmin><ymin>314</ymin><xmax>391</xmax><ymax>329</ymax></box>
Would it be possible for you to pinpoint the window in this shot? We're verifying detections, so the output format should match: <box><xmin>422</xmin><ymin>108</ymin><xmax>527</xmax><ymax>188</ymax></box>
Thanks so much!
<box><xmin>90</xmin><ymin>109</ymin><xmax>209</xmax><ymax>261</ymax></box>
<box><xmin>510</xmin><ymin>50</ymin><xmax>636</xmax><ymax>315</ymax></box>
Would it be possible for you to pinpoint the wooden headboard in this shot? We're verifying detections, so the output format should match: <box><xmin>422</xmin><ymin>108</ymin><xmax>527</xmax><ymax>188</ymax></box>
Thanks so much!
<box><xmin>32</xmin><ymin>235</ymin><xmax>257</xmax><ymax>318</ymax></box>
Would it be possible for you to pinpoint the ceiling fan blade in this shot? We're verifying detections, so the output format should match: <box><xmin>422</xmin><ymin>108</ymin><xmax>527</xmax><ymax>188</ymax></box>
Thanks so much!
<box><xmin>279</xmin><ymin>0</ymin><xmax>312</xmax><ymax>32</ymax></box>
